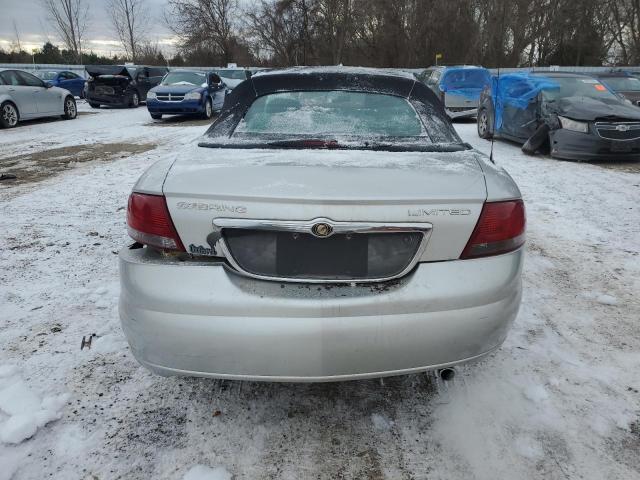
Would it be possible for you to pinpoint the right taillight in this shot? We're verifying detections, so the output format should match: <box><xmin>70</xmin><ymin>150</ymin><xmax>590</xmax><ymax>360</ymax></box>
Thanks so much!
<box><xmin>126</xmin><ymin>192</ymin><xmax>185</xmax><ymax>251</ymax></box>
<box><xmin>460</xmin><ymin>200</ymin><xmax>525</xmax><ymax>259</ymax></box>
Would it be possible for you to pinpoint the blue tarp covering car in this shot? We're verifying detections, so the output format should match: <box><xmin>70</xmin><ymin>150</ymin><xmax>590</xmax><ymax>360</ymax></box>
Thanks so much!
<box><xmin>439</xmin><ymin>67</ymin><xmax>492</xmax><ymax>101</ymax></box>
<box><xmin>428</xmin><ymin>66</ymin><xmax>491</xmax><ymax>119</ymax></box>
<box><xmin>488</xmin><ymin>73</ymin><xmax>560</xmax><ymax>131</ymax></box>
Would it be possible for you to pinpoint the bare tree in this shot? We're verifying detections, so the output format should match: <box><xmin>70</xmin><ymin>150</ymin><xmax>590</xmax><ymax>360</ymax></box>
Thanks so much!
<box><xmin>137</xmin><ymin>41</ymin><xmax>167</xmax><ymax>64</ymax></box>
<box><xmin>164</xmin><ymin>0</ymin><xmax>640</xmax><ymax>68</ymax></box>
<box><xmin>166</xmin><ymin>0</ymin><xmax>238</xmax><ymax>65</ymax></box>
<box><xmin>41</xmin><ymin>0</ymin><xmax>89</xmax><ymax>63</ymax></box>
<box><xmin>107</xmin><ymin>0</ymin><xmax>149</xmax><ymax>62</ymax></box>
<box><xmin>244</xmin><ymin>0</ymin><xmax>318</xmax><ymax>66</ymax></box>
<box><xmin>11</xmin><ymin>20</ymin><xmax>23</xmax><ymax>53</ymax></box>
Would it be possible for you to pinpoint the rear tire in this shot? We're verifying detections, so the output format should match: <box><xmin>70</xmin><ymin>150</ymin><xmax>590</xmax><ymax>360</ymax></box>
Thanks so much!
<box><xmin>89</xmin><ymin>102</ymin><xmax>100</xmax><ymax>109</ymax></box>
<box><xmin>202</xmin><ymin>98</ymin><xmax>213</xmax><ymax>119</ymax></box>
<box><xmin>150</xmin><ymin>113</ymin><xmax>162</xmax><ymax>120</ymax></box>
<box><xmin>129</xmin><ymin>92</ymin><xmax>140</xmax><ymax>108</ymax></box>
<box><xmin>477</xmin><ymin>108</ymin><xmax>492</xmax><ymax>139</ymax></box>
<box><xmin>0</xmin><ymin>101</ymin><xmax>19</xmax><ymax>128</ymax></box>
<box><xmin>61</xmin><ymin>96</ymin><xmax>77</xmax><ymax>120</ymax></box>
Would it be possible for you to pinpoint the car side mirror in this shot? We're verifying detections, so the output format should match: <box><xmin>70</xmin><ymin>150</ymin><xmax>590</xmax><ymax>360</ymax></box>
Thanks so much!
<box><xmin>44</xmin><ymin>81</ymin><xmax>53</xmax><ymax>88</ymax></box>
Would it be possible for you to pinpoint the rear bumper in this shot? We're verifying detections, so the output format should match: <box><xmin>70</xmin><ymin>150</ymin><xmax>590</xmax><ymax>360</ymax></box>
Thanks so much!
<box><xmin>86</xmin><ymin>92</ymin><xmax>129</xmax><ymax>106</ymax></box>
<box><xmin>446</xmin><ymin>107</ymin><xmax>478</xmax><ymax>119</ymax></box>
<box><xmin>550</xmin><ymin>128</ymin><xmax>640</xmax><ymax>161</ymax></box>
<box><xmin>147</xmin><ymin>99</ymin><xmax>204</xmax><ymax>114</ymax></box>
<box><xmin>119</xmin><ymin>247</ymin><xmax>523</xmax><ymax>382</ymax></box>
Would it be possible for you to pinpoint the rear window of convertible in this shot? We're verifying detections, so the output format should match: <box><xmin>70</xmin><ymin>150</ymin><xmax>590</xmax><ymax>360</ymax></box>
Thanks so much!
<box><xmin>234</xmin><ymin>91</ymin><xmax>426</xmax><ymax>137</ymax></box>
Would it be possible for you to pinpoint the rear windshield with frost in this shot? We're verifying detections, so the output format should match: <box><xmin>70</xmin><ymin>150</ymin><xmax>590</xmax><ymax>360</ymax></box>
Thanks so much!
<box><xmin>234</xmin><ymin>91</ymin><xmax>426</xmax><ymax>138</ymax></box>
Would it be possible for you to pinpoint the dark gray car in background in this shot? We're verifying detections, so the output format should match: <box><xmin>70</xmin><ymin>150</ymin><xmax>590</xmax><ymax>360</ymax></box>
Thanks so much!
<box><xmin>86</xmin><ymin>65</ymin><xmax>168</xmax><ymax>108</ymax></box>
<box><xmin>593</xmin><ymin>71</ymin><xmax>640</xmax><ymax>106</ymax></box>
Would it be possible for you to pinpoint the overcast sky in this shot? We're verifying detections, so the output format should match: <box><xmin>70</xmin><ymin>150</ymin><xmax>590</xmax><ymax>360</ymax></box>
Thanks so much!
<box><xmin>0</xmin><ymin>0</ymin><xmax>176</xmax><ymax>56</ymax></box>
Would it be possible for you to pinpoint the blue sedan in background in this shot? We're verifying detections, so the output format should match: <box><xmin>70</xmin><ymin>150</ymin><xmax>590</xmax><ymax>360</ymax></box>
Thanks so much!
<box><xmin>36</xmin><ymin>70</ymin><xmax>85</xmax><ymax>97</ymax></box>
<box><xmin>146</xmin><ymin>70</ymin><xmax>227</xmax><ymax>120</ymax></box>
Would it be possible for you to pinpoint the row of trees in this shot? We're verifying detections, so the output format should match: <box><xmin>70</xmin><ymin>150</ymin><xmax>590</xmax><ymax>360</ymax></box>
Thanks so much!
<box><xmin>0</xmin><ymin>41</ymin><xmax>179</xmax><ymax>67</ymax></box>
<box><xmin>6</xmin><ymin>0</ymin><xmax>640</xmax><ymax>67</ymax></box>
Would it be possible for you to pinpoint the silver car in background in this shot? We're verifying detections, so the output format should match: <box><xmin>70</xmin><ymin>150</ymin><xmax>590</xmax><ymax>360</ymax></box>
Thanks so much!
<box><xmin>417</xmin><ymin>65</ymin><xmax>491</xmax><ymax>120</ymax></box>
<box><xmin>119</xmin><ymin>67</ymin><xmax>525</xmax><ymax>382</ymax></box>
<box><xmin>0</xmin><ymin>69</ymin><xmax>77</xmax><ymax>128</ymax></box>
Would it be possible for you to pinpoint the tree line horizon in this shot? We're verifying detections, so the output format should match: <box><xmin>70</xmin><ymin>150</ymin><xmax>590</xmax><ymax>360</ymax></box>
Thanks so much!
<box><xmin>4</xmin><ymin>0</ymin><xmax>640</xmax><ymax>69</ymax></box>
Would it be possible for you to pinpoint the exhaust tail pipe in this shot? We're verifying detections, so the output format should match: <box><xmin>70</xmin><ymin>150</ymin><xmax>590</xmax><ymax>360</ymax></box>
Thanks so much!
<box><xmin>438</xmin><ymin>367</ymin><xmax>456</xmax><ymax>382</ymax></box>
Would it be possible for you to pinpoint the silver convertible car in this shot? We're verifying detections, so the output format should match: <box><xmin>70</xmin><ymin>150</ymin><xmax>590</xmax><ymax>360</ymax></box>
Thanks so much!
<box><xmin>120</xmin><ymin>67</ymin><xmax>525</xmax><ymax>382</ymax></box>
<box><xmin>0</xmin><ymin>69</ymin><xmax>77</xmax><ymax>128</ymax></box>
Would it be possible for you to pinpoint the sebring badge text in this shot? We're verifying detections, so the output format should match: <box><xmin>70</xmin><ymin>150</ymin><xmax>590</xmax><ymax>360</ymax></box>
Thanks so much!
<box><xmin>176</xmin><ymin>202</ymin><xmax>247</xmax><ymax>214</ymax></box>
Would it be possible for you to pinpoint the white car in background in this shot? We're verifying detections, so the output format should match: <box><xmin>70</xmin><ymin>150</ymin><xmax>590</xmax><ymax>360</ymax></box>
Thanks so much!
<box><xmin>120</xmin><ymin>67</ymin><xmax>525</xmax><ymax>382</ymax></box>
<box><xmin>0</xmin><ymin>69</ymin><xmax>77</xmax><ymax>128</ymax></box>
<box><xmin>212</xmin><ymin>68</ymin><xmax>252</xmax><ymax>89</ymax></box>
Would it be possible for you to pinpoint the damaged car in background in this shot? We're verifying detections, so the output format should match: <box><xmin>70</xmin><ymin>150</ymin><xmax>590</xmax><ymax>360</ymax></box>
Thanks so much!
<box><xmin>477</xmin><ymin>71</ymin><xmax>640</xmax><ymax>160</ymax></box>
<box><xmin>119</xmin><ymin>67</ymin><xmax>525</xmax><ymax>382</ymax></box>
<box><xmin>85</xmin><ymin>65</ymin><xmax>168</xmax><ymax>108</ymax></box>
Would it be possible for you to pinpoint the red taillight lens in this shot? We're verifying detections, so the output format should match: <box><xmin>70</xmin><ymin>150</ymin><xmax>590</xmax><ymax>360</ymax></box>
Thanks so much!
<box><xmin>460</xmin><ymin>200</ymin><xmax>525</xmax><ymax>259</ymax></box>
<box><xmin>126</xmin><ymin>193</ymin><xmax>185</xmax><ymax>251</ymax></box>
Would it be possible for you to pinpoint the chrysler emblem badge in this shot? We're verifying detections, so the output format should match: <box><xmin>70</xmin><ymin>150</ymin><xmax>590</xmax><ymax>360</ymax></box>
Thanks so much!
<box><xmin>616</xmin><ymin>124</ymin><xmax>630</xmax><ymax>131</ymax></box>
<box><xmin>311</xmin><ymin>222</ymin><xmax>333</xmax><ymax>237</ymax></box>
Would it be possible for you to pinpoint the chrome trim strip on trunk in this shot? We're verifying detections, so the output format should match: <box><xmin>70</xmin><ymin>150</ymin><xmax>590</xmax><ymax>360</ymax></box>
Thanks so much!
<box><xmin>210</xmin><ymin>217</ymin><xmax>433</xmax><ymax>284</ymax></box>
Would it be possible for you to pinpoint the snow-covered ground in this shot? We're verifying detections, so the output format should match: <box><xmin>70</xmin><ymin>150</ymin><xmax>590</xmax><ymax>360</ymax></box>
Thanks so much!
<box><xmin>0</xmin><ymin>105</ymin><xmax>638</xmax><ymax>479</ymax></box>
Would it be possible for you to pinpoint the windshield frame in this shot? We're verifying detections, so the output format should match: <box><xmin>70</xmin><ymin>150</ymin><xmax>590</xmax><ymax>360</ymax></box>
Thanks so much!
<box><xmin>200</xmin><ymin>71</ymin><xmax>466</xmax><ymax>153</ymax></box>
<box><xmin>161</xmin><ymin>71</ymin><xmax>207</xmax><ymax>86</ymax></box>
<box><xmin>540</xmin><ymin>76</ymin><xmax>621</xmax><ymax>102</ymax></box>
<box><xmin>232</xmin><ymin>90</ymin><xmax>429</xmax><ymax>141</ymax></box>
<box><xmin>214</xmin><ymin>69</ymin><xmax>247</xmax><ymax>80</ymax></box>
<box><xmin>37</xmin><ymin>71</ymin><xmax>59</xmax><ymax>80</ymax></box>
<box><xmin>440</xmin><ymin>68</ymin><xmax>491</xmax><ymax>90</ymax></box>
<box><xmin>201</xmin><ymin>89</ymin><xmax>467</xmax><ymax>152</ymax></box>
<box><xmin>597</xmin><ymin>75</ymin><xmax>640</xmax><ymax>92</ymax></box>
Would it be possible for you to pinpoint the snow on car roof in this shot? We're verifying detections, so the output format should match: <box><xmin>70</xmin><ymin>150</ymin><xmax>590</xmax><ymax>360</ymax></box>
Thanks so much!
<box><xmin>253</xmin><ymin>66</ymin><xmax>416</xmax><ymax>81</ymax></box>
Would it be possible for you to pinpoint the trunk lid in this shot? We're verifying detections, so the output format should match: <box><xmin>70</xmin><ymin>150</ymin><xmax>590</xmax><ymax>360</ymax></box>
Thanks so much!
<box><xmin>88</xmin><ymin>75</ymin><xmax>130</xmax><ymax>96</ymax></box>
<box><xmin>162</xmin><ymin>147</ymin><xmax>488</xmax><ymax>262</ymax></box>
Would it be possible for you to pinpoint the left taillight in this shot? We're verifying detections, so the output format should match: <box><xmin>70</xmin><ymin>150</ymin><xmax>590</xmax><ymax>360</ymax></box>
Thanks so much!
<box><xmin>460</xmin><ymin>200</ymin><xmax>526</xmax><ymax>259</ymax></box>
<box><xmin>126</xmin><ymin>192</ymin><xmax>185</xmax><ymax>251</ymax></box>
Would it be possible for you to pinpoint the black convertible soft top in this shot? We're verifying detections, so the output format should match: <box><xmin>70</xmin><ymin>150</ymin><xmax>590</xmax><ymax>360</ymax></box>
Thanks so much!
<box><xmin>201</xmin><ymin>66</ymin><xmax>461</xmax><ymax>147</ymax></box>
<box><xmin>85</xmin><ymin>65</ymin><xmax>132</xmax><ymax>77</ymax></box>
